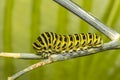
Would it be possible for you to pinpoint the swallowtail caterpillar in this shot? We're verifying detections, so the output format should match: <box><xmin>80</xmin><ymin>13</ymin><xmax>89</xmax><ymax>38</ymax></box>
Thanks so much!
<box><xmin>32</xmin><ymin>32</ymin><xmax>103</xmax><ymax>58</ymax></box>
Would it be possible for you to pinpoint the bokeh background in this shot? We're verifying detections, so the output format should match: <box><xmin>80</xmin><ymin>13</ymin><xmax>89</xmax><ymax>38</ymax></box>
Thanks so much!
<box><xmin>0</xmin><ymin>0</ymin><xmax>120</xmax><ymax>80</ymax></box>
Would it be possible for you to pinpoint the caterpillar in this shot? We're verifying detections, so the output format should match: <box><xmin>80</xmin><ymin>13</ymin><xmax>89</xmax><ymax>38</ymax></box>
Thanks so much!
<box><xmin>32</xmin><ymin>32</ymin><xmax>103</xmax><ymax>58</ymax></box>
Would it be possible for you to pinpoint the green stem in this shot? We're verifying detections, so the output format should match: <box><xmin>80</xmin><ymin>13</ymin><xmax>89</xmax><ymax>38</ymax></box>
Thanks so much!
<box><xmin>3</xmin><ymin>0</ymin><xmax>15</xmax><ymax>79</ymax></box>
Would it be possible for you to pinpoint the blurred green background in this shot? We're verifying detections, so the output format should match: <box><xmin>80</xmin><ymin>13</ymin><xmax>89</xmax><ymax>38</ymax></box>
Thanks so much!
<box><xmin>0</xmin><ymin>0</ymin><xmax>120</xmax><ymax>80</ymax></box>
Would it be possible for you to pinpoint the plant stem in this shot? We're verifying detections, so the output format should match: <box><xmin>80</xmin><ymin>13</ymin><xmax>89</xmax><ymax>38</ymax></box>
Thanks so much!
<box><xmin>53</xmin><ymin>0</ymin><xmax>120</xmax><ymax>40</ymax></box>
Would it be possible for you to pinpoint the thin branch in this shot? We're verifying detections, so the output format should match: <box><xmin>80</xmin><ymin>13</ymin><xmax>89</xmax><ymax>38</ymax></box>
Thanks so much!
<box><xmin>53</xmin><ymin>0</ymin><xmax>120</xmax><ymax>40</ymax></box>
<box><xmin>0</xmin><ymin>52</ymin><xmax>42</xmax><ymax>60</ymax></box>
<box><xmin>8</xmin><ymin>59</ymin><xmax>53</xmax><ymax>80</ymax></box>
<box><xmin>0</xmin><ymin>40</ymin><xmax>119</xmax><ymax>60</ymax></box>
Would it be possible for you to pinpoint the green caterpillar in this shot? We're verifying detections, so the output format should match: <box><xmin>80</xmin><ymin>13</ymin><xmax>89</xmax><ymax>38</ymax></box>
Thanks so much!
<box><xmin>32</xmin><ymin>32</ymin><xmax>103</xmax><ymax>58</ymax></box>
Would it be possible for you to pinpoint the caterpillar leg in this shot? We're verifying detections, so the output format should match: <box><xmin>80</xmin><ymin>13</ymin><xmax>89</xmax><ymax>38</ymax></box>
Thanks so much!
<box><xmin>36</xmin><ymin>52</ymin><xmax>52</xmax><ymax>59</ymax></box>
